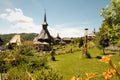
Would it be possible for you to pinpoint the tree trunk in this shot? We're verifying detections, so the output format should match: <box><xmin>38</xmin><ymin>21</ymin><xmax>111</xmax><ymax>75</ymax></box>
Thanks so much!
<box><xmin>103</xmin><ymin>48</ymin><xmax>105</xmax><ymax>55</ymax></box>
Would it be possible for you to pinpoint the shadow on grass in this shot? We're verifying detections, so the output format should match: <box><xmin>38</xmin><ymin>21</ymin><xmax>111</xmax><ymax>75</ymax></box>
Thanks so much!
<box><xmin>95</xmin><ymin>56</ymin><xmax>102</xmax><ymax>59</ymax></box>
<box><xmin>95</xmin><ymin>52</ymin><xmax>118</xmax><ymax>59</ymax></box>
<box><xmin>102</xmin><ymin>52</ymin><xmax>117</xmax><ymax>55</ymax></box>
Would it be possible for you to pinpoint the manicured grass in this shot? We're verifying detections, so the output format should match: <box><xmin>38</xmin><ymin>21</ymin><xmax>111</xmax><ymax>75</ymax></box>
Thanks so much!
<box><xmin>49</xmin><ymin>47</ymin><xmax>120</xmax><ymax>80</ymax></box>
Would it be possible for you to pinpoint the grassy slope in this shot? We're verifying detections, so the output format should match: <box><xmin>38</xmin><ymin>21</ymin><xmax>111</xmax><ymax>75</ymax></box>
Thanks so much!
<box><xmin>49</xmin><ymin>46</ymin><xmax>120</xmax><ymax>80</ymax></box>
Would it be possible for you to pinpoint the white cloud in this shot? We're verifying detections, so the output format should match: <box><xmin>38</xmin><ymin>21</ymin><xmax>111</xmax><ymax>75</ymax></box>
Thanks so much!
<box><xmin>0</xmin><ymin>8</ymin><xmax>40</xmax><ymax>33</ymax></box>
<box><xmin>0</xmin><ymin>8</ymin><xmax>33</xmax><ymax>23</ymax></box>
<box><xmin>0</xmin><ymin>8</ymin><xmax>85</xmax><ymax>38</ymax></box>
<box><xmin>49</xmin><ymin>25</ymin><xmax>84</xmax><ymax>38</ymax></box>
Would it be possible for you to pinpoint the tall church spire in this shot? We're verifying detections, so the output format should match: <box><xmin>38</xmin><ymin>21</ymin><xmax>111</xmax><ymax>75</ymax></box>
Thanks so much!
<box><xmin>33</xmin><ymin>10</ymin><xmax>53</xmax><ymax>51</ymax></box>
<box><xmin>42</xmin><ymin>10</ymin><xmax>48</xmax><ymax>26</ymax></box>
<box><xmin>44</xmin><ymin>10</ymin><xmax>47</xmax><ymax>22</ymax></box>
<box><xmin>94</xmin><ymin>28</ymin><xmax>95</xmax><ymax>34</ymax></box>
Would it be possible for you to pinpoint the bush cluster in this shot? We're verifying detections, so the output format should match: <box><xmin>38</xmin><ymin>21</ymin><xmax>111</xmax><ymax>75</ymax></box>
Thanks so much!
<box><xmin>0</xmin><ymin>42</ymin><xmax>62</xmax><ymax>80</ymax></box>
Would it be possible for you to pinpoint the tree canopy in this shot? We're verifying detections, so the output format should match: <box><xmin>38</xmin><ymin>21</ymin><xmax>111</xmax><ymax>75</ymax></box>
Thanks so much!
<box><xmin>99</xmin><ymin>0</ymin><xmax>120</xmax><ymax>46</ymax></box>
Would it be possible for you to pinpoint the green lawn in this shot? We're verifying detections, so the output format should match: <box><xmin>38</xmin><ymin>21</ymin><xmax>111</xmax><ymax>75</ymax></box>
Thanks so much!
<box><xmin>49</xmin><ymin>47</ymin><xmax>120</xmax><ymax>80</ymax></box>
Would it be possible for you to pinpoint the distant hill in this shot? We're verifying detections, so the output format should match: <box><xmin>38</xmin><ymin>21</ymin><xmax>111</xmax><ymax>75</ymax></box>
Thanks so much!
<box><xmin>0</xmin><ymin>33</ymin><xmax>38</xmax><ymax>44</ymax></box>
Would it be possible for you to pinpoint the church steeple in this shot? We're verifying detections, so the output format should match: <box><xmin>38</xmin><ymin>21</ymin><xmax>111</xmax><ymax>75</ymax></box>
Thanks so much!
<box><xmin>44</xmin><ymin>11</ymin><xmax>47</xmax><ymax>22</ymax></box>
<box><xmin>42</xmin><ymin>10</ymin><xmax>48</xmax><ymax>27</ymax></box>
<box><xmin>93</xmin><ymin>28</ymin><xmax>95</xmax><ymax>34</ymax></box>
<box><xmin>33</xmin><ymin>11</ymin><xmax>53</xmax><ymax>51</ymax></box>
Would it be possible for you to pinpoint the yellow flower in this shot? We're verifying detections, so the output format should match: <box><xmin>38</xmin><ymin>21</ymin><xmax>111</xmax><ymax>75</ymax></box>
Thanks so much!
<box><xmin>100</xmin><ymin>55</ymin><xmax>112</xmax><ymax>63</ymax></box>
<box><xmin>85</xmin><ymin>72</ymin><xmax>97</xmax><ymax>80</ymax></box>
<box><xmin>102</xmin><ymin>68</ymin><xmax>117</xmax><ymax>80</ymax></box>
<box><xmin>102</xmin><ymin>69</ymin><xmax>112</xmax><ymax>80</ymax></box>
<box><xmin>71</xmin><ymin>76</ymin><xmax>84</xmax><ymax>80</ymax></box>
<box><xmin>110</xmin><ymin>69</ymin><xmax>117</xmax><ymax>75</ymax></box>
<box><xmin>108</xmin><ymin>54</ymin><xmax>113</xmax><ymax>58</ymax></box>
<box><xmin>88</xmin><ymin>72</ymin><xmax>97</xmax><ymax>79</ymax></box>
<box><xmin>71</xmin><ymin>76</ymin><xmax>77</xmax><ymax>80</ymax></box>
<box><xmin>79</xmin><ymin>78</ymin><xmax>84</xmax><ymax>80</ymax></box>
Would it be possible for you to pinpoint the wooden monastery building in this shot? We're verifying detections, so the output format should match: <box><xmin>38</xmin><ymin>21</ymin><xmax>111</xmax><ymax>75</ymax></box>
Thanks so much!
<box><xmin>33</xmin><ymin>12</ymin><xmax>53</xmax><ymax>51</ymax></box>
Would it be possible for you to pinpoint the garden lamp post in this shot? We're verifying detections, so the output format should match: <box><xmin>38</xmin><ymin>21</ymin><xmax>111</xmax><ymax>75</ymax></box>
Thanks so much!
<box><xmin>84</xmin><ymin>28</ymin><xmax>89</xmax><ymax>57</ymax></box>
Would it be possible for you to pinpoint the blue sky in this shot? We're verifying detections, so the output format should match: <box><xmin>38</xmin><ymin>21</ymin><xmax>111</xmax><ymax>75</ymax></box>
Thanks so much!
<box><xmin>0</xmin><ymin>0</ymin><xmax>110</xmax><ymax>37</ymax></box>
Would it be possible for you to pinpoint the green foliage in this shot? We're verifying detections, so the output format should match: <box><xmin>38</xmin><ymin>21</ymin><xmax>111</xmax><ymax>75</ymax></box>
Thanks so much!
<box><xmin>0</xmin><ymin>34</ymin><xmax>15</xmax><ymax>45</ymax></box>
<box><xmin>12</xmin><ymin>54</ymin><xmax>28</xmax><ymax>66</ymax></box>
<box><xmin>0</xmin><ymin>52</ymin><xmax>12</xmax><ymax>73</ymax></box>
<box><xmin>100</xmin><ymin>0</ymin><xmax>120</xmax><ymax>24</ymax></box>
<box><xmin>117</xmin><ymin>0</ymin><xmax>120</xmax><ymax>2</ymax></box>
<box><xmin>14</xmin><ymin>41</ymin><xmax>34</xmax><ymax>56</ymax></box>
<box><xmin>116</xmin><ymin>40</ymin><xmax>120</xmax><ymax>47</ymax></box>
<box><xmin>6</xmin><ymin>60</ymin><xmax>48</xmax><ymax>80</ymax></box>
<box><xmin>99</xmin><ymin>0</ymin><xmax>120</xmax><ymax>46</ymax></box>
<box><xmin>0</xmin><ymin>52</ymin><xmax>29</xmax><ymax>73</ymax></box>
<box><xmin>99</xmin><ymin>34</ymin><xmax>109</xmax><ymax>48</ymax></box>
<box><xmin>108</xmin><ymin>24</ymin><xmax>120</xmax><ymax>45</ymax></box>
<box><xmin>5</xmin><ymin>54</ymin><xmax>62</xmax><ymax>80</ymax></box>
<box><xmin>33</xmin><ymin>68</ymin><xmax>63</xmax><ymax>80</ymax></box>
<box><xmin>94</xmin><ymin>0</ymin><xmax>120</xmax><ymax>54</ymax></box>
<box><xmin>28</xmin><ymin>56</ymin><xmax>49</xmax><ymax>73</ymax></box>
<box><xmin>20</xmin><ymin>33</ymin><xmax>38</xmax><ymax>41</ymax></box>
<box><xmin>54</xmin><ymin>43</ymin><xmax>80</xmax><ymax>55</ymax></box>
<box><xmin>0</xmin><ymin>41</ymin><xmax>62</xmax><ymax>80</ymax></box>
<box><xmin>73</xmin><ymin>38</ymin><xmax>81</xmax><ymax>44</ymax></box>
<box><xmin>96</xmin><ymin>27</ymin><xmax>109</xmax><ymax>54</ymax></box>
<box><xmin>78</xmin><ymin>38</ymin><xmax>84</xmax><ymax>48</ymax></box>
<box><xmin>0</xmin><ymin>33</ymin><xmax>38</xmax><ymax>44</ymax></box>
<box><xmin>0</xmin><ymin>37</ymin><xmax>4</xmax><ymax>45</ymax></box>
<box><xmin>7</xmin><ymin>64</ymin><xmax>28</xmax><ymax>80</ymax></box>
<box><xmin>6</xmin><ymin>43</ymin><xmax>13</xmax><ymax>50</ymax></box>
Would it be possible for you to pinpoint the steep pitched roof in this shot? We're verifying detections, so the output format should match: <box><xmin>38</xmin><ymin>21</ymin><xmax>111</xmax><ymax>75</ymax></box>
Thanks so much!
<box><xmin>37</xmin><ymin>27</ymin><xmax>52</xmax><ymax>41</ymax></box>
<box><xmin>9</xmin><ymin>35</ymin><xmax>21</xmax><ymax>45</ymax></box>
<box><xmin>34</xmin><ymin>12</ymin><xmax>53</xmax><ymax>44</ymax></box>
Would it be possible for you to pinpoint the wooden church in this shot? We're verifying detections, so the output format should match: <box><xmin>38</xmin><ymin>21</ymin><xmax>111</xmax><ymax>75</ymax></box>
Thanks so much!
<box><xmin>33</xmin><ymin>12</ymin><xmax>53</xmax><ymax>51</ymax></box>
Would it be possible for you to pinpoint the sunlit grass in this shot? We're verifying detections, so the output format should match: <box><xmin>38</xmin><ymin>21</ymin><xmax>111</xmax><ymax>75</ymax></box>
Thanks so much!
<box><xmin>49</xmin><ymin>46</ymin><xmax>120</xmax><ymax>80</ymax></box>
